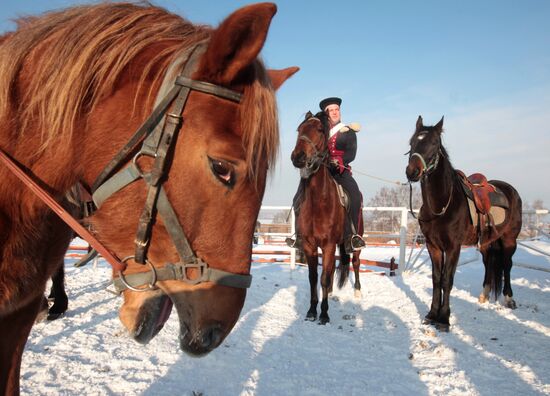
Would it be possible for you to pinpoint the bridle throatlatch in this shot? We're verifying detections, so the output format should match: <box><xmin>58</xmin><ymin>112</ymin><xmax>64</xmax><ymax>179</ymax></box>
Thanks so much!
<box><xmin>90</xmin><ymin>42</ymin><xmax>252</xmax><ymax>293</ymax></box>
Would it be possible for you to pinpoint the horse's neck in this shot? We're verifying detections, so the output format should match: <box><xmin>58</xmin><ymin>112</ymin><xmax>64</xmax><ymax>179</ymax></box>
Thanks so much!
<box><xmin>421</xmin><ymin>156</ymin><xmax>457</xmax><ymax>209</ymax></box>
<box><xmin>305</xmin><ymin>165</ymin><xmax>336</xmax><ymax>204</ymax></box>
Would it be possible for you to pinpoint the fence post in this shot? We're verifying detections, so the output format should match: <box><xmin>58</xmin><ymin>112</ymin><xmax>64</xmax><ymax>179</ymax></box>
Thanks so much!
<box><xmin>398</xmin><ymin>207</ymin><xmax>407</xmax><ymax>276</ymax></box>
<box><xmin>290</xmin><ymin>208</ymin><xmax>296</xmax><ymax>271</ymax></box>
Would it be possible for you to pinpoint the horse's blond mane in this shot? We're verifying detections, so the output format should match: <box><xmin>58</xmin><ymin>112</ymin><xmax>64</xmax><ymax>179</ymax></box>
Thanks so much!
<box><xmin>0</xmin><ymin>2</ymin><xmax>278</xmax><ymax>185</ymax></box>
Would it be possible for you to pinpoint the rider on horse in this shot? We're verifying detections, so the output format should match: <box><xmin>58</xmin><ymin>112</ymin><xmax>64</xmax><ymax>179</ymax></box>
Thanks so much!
<box><xmin>287</xmin><ymin>97</ymin><xmax>366</xmax><ymax>254</ymax></box>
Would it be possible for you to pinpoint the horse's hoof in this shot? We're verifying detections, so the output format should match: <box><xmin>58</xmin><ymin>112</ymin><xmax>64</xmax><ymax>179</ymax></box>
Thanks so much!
<box><xmin>422</xmin><ymin>317</ymin><xmax>435</xmax><ymax>325</ymax></box>
<box><xmin>47</xmin><ymin>312</ymin><xmax>65</xmax><ymax>321</ymax></box>
<box><xmin>330</xmin><ymin>295</ymin><xmax>339</xmax><ymax>302</ymax></box>
<box><xmin>478</xmin><ymin>294</ymin><xmax>488</xmax><ymax>304</ymax></box>
<box><xmin>505</xmin><ymin>298</ymin><xmax>517</xmax><ymax>310</ymax></box>
<box><xmin>305</xmin><ymin>313</ymin><xmax>317</xmax><ymax>321</ymax></box>
<box><xmin>318</xmin><ymin>317</ymin><xmax>330</xmax><ymax>325</ymax></box>
<box><xmin>435</xmin><ymin>322</ymin><xmax>450</xmax><ymax>332</ymax></box>
<box><xmin>354</xmin><ymin>289</ymin><xmax>362</xmax><ymax>299</ymax></box>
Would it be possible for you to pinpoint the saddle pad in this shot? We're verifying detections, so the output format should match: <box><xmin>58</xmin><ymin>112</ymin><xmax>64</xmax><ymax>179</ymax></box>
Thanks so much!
<box><xmin>467</xmin><ymin>198</ymin><xmax>506</xmax><ymax>226</ymax></box>
<box><xmin>333</xmin><ymin>179</ymin><xmax>349</xmax><ymax>209</ymax></box>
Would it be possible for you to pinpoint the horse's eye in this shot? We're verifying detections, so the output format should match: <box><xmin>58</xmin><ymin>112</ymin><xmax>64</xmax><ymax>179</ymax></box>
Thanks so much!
<box><xmin>209</xmin><ymin>158</ymin><xmax>235</xmax><ymax>186</ymax></box>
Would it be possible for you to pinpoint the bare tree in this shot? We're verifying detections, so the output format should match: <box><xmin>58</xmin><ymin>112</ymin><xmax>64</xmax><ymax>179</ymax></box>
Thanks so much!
<box><xmin>365</xmin><ymin>184</ymin><xmax>422</xmax><ymax>237</ymax></box>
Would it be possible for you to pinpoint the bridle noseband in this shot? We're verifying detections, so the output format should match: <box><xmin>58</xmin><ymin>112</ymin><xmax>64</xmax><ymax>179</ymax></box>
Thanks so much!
<box><xmin>90</xmin><ymin>42</ymin><xmax>252</xmax><ymax>293</ymax></box>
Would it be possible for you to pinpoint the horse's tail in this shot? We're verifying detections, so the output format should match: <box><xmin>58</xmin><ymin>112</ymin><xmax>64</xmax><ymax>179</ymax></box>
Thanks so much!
<box><xmin>487</xmin><ymin>238</ymin><xmax>504</xmax><ymax>300</ymax></box>
<box><xmin>337</xmin><ymin>246</ymin><xmax>350</xmax><ymax>289</ymax></box>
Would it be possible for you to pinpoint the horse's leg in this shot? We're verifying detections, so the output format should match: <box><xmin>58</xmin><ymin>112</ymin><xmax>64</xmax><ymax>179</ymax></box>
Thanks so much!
<box><xmin>0</xmin><ymin>294</ymin><xmax>42</xmax><ymax>396</ymax></box>
<box><xmin>47</xmin><ymin>261</ymin><xmax>68</xmax><ymax>320</ymax></box>
<box><xmin>502</xmin><ymin>237</ymin><xmax>518</xmax><ymax>309</ymax></box>
<box><xmin>305</xmin><ymin>253</ymin><xmax>319</xmax><ymax>321</ymax></box>
<box><xmin>436</xmin><ymin>244</ymin><xmax>461</xmax><ymax>332</ymax></box>
<box><xmin>352</xmin><ymin>251</ymin><xmax>361</xmax><ymax>298</ymax></box>
<box><xmin>319</xmin><ymin>246</ymin><xmax>336</xmax><ymax>325</ymax></box>
<box><xmin>478</xmin><ymin>246</ymin><xmax>491</xmax><ymax>304</ymax></box>
<box><xmin>424</xmin><ymin>243</ymin><xmax>443</xmax><ymax>325</ymax></box>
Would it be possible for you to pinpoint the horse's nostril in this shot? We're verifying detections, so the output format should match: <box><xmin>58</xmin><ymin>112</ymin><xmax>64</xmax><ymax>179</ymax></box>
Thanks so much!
<box><xmin>292</xmin><ymin>151</ymin><xmax>306</xmax><ymax>167</ymax></box>
<box><xmin>200</xmin><ymin>325</ymin><xmax>223</xmax><ymax>349</ymax></box>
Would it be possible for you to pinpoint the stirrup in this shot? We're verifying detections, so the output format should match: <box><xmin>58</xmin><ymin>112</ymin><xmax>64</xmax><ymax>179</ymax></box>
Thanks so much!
<box><xmin>285</xmin><ymin>236</ymin><xmax>301</xmax><ymax>249</ymax></box>
<box><xmin>351</xmin><ymin>234</ymin><xmax>366</xmax><ymax>251</ymax></box>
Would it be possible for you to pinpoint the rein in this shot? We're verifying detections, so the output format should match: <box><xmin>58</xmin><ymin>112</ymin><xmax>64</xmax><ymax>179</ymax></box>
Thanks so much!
<box><xmin>0</xmin><ymin>42</ymin><xmax>253</xmax><ymax>293</ymax></box>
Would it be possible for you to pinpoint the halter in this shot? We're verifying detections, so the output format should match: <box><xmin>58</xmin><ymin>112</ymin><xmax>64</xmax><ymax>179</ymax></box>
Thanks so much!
<box><xmin>408</xmin><ymin>134</ymin><xmax>453</xmax><ymax>218</ymax></box>
<box><xmin>409</xmin><ymin>150</ymin><xmax>440</xmax><ymax>179</ymax></box>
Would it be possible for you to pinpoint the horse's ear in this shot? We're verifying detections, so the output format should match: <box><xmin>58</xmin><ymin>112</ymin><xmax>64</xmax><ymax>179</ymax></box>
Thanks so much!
<box><xmin>435</xmin><ymin>116</ymin><xmax>444</xmax><ymax>133</ymax></box>
<box><xmin>305</xmin><ymin>111</ymin><xmax>313</xmax><ymax>119</ymax></box>
<box><xmin>195</xmin><ymin>3</ymin><xmax>277</xmax><ymax>84</ymax></box>
<box><xmin>416</xmin><ymin>115</ymin><xmax>423</xmax><ymax>132</ymax></box>
<box><xmin>268</xmin><ymin>67</ymin><xmax>300</xmax><ymax>90</ymax></box>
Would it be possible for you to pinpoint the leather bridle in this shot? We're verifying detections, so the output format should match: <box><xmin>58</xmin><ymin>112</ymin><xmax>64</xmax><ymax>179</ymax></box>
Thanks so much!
<box><xmin>296</xmin><ymin>116</ymin><xmax>328</xmax><ymax>179</ymax></box>
<box><xmin>0</xmin><ymin>42</ymin><xmax>253</xmax><ymax>293</ymax></box>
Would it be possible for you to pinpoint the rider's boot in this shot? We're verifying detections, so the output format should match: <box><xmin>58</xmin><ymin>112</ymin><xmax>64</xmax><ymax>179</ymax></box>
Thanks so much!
<box><xmin>345</xmin><ymin>234</ymin><xmax>366</xmax><ymax>254</ymax></box>
<box><xmin>285</xmin><ymin>235</ymin><xmax>302</xmax><ymax>249</ymax></box>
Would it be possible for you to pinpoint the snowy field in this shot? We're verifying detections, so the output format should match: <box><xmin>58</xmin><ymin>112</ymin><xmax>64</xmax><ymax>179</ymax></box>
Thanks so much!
<box><xmin>21</xmin><ymin>239</ymin><xmax>550</xmax><ymax>395</ymax></box>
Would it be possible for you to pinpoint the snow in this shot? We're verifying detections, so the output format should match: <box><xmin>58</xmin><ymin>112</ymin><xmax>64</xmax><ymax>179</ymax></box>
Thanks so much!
<box><xmin>21</xmin><ymin>240</ymin><xmax>550</xmax><ymax>395</ymax></box>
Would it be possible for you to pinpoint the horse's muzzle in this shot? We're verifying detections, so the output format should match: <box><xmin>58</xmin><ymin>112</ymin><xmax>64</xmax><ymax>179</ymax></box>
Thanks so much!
<box><xmin>291</xmin><ymin>151</ymin><xmax>306</xmax><ymax>168</ymax></box>
<box><xmin>406</xmin><ymin>163</ymin><xmax>422</xmax><ymax>182</ymax></box>
<box><xmin>180</xmin><ymin>322</ymin><xmax>225</xmax><ymax>357</ymax></box>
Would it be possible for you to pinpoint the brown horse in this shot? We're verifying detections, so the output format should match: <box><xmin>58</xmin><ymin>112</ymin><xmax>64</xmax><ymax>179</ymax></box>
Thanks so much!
<box><xmin>291</xmin><ymin>111</ymin><xmax>363</xmax><ymax>325</ymax></box>
<box><xmin>0</xmin><ymin>3</ymin><xmax>297</xmax><ymax>394</ymax></box>
<box><xmin>405</xmin><ymin>116</ymin><xmax>522</xmax><ymax>331</ymax></box>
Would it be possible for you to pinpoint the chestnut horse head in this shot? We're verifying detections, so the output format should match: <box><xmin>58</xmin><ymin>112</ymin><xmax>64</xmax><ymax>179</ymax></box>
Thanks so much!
<box><xmin>291</xmin><ymin>111</ymin><xmax>330</xmax><ymax>178</ymax></box>
<box><xmin>0</xmin><ymin>2</ymin><xmax>298</xmax><ymax>392</ymax></box>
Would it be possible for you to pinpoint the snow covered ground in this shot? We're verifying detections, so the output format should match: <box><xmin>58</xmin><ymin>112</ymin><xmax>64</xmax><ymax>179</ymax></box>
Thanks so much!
<box><xmin>21</xmin><ymin>239</ymin><xmax>550</xmax><ymax>395</ymax></box>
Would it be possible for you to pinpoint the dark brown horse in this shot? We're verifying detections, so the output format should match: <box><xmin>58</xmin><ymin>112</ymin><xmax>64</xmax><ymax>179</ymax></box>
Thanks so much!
<box><xmin>405</xmin><ymin>116</ymin><xmax>522</xmax><ymax>331</ymax></box>
<box><xmin>291</xmin><ymin>111</ymin><xmax>363</xmax><ymax>325</ymax></box>
<box><xmin>0</xmin><ymin>3</ymin><xmax>297</xmax><ymax>394</ymax></box>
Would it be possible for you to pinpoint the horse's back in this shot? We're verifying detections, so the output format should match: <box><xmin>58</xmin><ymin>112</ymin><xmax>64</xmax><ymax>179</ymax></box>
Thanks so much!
<box><xmin>489</xmin><ymin>180</ymin><xmax>522</xmax><ymax>236</ymax></box>
<box><xmin>489</xmin><ymin>180</ymin><xmax>522</xmax><ymax>207</ymax></box>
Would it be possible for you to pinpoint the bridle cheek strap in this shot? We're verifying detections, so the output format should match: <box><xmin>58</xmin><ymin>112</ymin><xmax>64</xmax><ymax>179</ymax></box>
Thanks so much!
<box><xmin>91</xmin><ymin>42</ymin><xmax>251</xmax><ymax>292</ymax></box>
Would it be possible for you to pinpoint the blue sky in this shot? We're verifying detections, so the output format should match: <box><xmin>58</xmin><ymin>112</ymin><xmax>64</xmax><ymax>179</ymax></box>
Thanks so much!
<box><xmin>1</xmin><ymin>1</ymin><xmax>549</xmax><ymax>207</ymax></box>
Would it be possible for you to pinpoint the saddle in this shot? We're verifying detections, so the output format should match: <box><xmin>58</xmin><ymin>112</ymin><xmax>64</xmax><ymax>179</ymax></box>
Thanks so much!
<box><xmin>457</xmin><ymin>170</ymin><xmax>508</xmax><ymax>213</ymax></box>
<box><xmin>331</xmin><ymin>179</ymin><xmax>363</xmax><ymax>236</ymax></box>
<box><xmin>456</xmin><ymin>170</ymin><xmax>508</xmax><ymax>241</ymax></box>
<box><xmin>333</xmin><ymin>179</ymin><xmax>349</xmax><ymax>210</ymax></box>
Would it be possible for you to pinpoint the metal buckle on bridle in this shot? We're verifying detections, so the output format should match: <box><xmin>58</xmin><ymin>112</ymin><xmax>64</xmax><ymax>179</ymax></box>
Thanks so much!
<box><xmin>179</xmin><ymin>259</ymin><xmax>209</xmax><ymax>285</ymax></box>
<box><xmin>166</xmin><ymin>112</ymin><xmax>183</xmax><ymax>126</ymax></box>
<box><xmin>132</xmin><ymin>151</ymin><xmax>157</xmax><ymax>178</ymax></box>
<box><xmin>117</xmin><ymin>256</ymin><xmax>158</xmax><ymax>292</ymax></box>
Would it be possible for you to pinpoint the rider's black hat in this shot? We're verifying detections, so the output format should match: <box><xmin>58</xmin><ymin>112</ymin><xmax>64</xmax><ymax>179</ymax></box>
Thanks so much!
<box><xmin>319</xmin><ymin>97</ymin><xmax>342</xmax><ymax>111</ymax></box>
